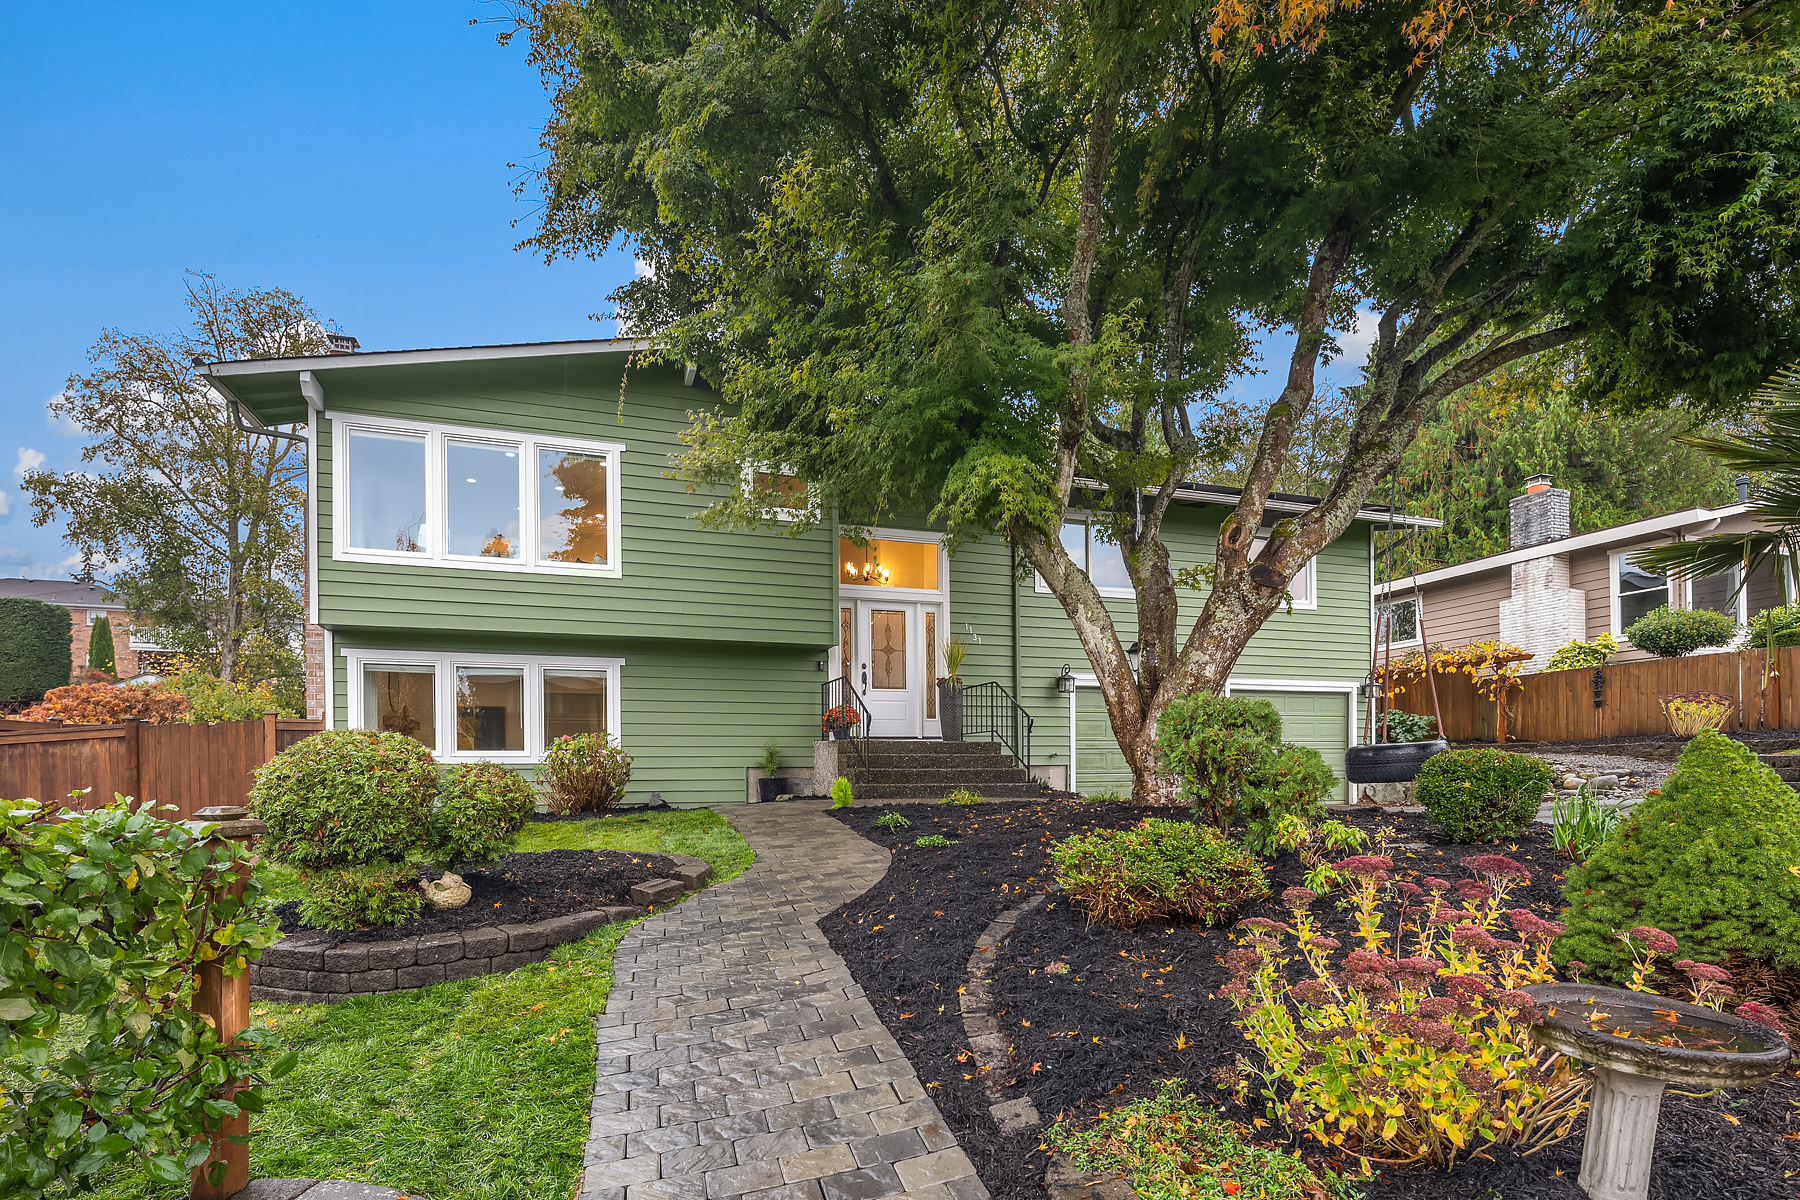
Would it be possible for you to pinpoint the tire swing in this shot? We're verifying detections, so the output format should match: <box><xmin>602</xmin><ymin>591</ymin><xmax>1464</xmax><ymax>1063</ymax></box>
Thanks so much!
<box><xmin>1345</xmin><ymin>477</ymin><xmax>1449</xmax><ymax>786</ymax></box>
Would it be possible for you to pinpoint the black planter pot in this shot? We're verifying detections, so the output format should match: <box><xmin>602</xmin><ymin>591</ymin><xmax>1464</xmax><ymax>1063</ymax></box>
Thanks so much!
<box><xmin>1343</xmin><ymin>738</ymin><xmax>1450</xmax><ymax>784</ymax></box>
<box><xmin>938</xmin><ymin>682</ymin><xmax>964</xmax><ymax>741</ymax></box>
<box><xmin>757</xmin><ymin>776</ymin><xmax>792</xmax><ymax>802</ymax></box>
<box><xmin>828</xmin><ymin>728</ymin><xmax>854</xmax><ymax>741</ymax></box>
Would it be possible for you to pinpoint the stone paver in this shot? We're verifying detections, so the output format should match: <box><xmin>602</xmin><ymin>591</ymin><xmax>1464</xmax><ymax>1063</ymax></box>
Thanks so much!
<box><xmin>580</xmin><ymin>799</ymin><xmax>989</xmax><ymax>1200</ymax></box>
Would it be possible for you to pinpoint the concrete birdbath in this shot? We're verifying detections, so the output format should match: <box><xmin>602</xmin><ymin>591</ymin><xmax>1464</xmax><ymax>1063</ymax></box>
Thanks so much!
<box><xmin>1524</xmin><ymin>983</ymin><xmax>1791</xmax><ymax>1200</ymax></box>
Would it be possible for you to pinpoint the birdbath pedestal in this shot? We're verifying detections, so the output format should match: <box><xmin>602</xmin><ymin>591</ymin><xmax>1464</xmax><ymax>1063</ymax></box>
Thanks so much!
<box><xmin>1524</xmin><ymin>983</ymin><xmax>1791</xmax><ymax>1200</ymax></box>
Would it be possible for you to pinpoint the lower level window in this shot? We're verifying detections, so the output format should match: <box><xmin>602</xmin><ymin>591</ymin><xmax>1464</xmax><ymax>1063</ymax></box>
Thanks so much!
<box><xmin>348</xmin><ymin>650</ymin><xmax>621</xmax><ymax>760</ymax></box>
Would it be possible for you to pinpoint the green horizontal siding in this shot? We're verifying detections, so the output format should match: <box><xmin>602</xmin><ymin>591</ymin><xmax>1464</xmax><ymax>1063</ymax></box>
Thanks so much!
<box><xmin>1232</xmin><ymin>689</ymin><xmax>1351</xmax><ymax>802</ymax></box>
<box><xmin>330</xmin><ymin>628</ymin><xmax>825</xmax><ymax>808</ymax></box>
<box><xmin>316</xmin><ymin>360</ymin><xmax>836</xmax><ymax>649</ymax></box>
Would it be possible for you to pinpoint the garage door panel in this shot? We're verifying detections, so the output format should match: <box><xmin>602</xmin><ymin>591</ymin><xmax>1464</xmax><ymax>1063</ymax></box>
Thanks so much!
<box><xmin>1232</xmin><ymin>690</ymin><xmax>1349</xmax><ymax>801</ymax></box>
<box><xmin>1074</xmin><ymin>689</ymin><xmax>1133</xmax><ymax>796</ymax></box>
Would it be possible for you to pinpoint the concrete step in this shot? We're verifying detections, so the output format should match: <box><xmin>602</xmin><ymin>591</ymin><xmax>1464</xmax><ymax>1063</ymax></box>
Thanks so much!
<box><xmin>851</xmin><ymin>781</ymin><xmax>1045</xmax><ymax>800</ymax></box>
<box><xmin>859</xmin><ymin>766</ymin><xmax>1033</xmax><ymax>787</ymax></box>
<box><xmin>863</xmin><ymin>739</ymin><xmax>1008</xmax><ymax>757</ymax></box>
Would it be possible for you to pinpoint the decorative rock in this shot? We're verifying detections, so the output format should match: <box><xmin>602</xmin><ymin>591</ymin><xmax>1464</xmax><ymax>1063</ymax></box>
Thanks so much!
<box><xmin>629</xmin><ymin>877</ymin><xmax>686</xmax><ymax>907</ymax></box>
<box><xmin>421</xmin><ymin>872</ymin><xmax>472</xmax><ymax>909</ymax></box>
<box><xmin>1045</xmin><ymin>1152</ymin><xmax>1138</xmax><ymax>1200</ymax></box>
<box><xmin>1588</xmin><ymin>773</ymin><xmax>1620</xmax><ymax>790</ymax></box>
<box><xmin>665</xmin><ymin>853</ymin><xmax>714</xmax><ymax>889</ymax></box>
<box><xmin>1561</xmin><ymin>774</ymin><xmax>1585</xmax><ymax>791</ymax></box>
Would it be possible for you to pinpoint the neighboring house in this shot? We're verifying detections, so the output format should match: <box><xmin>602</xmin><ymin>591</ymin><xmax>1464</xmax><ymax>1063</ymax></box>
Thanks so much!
<box><xmin>0</xmin><ymin>578</ymin><xmax>143</xmax><ymax>680</ymax></box>
<box><xmin>1373</xmin><ymin>474</ymin><xmax>1786</xmax><ymax>672</ymax></box>
<box><xmin>203</xmin><ymin>338</ymin><xmax>1433</xmax><ymax>805</ymax></box>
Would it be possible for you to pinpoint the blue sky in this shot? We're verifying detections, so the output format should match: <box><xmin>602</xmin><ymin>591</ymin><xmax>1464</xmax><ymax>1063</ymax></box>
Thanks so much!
<box><xmin>0</xmin><ymin>2</ymin><xmax>634</xmax><ymax>578</ymax></box>
<box><xmin>0</xmin><ymin>5</ymin><xmax>1369</xmax><ymax>581</ymax></box>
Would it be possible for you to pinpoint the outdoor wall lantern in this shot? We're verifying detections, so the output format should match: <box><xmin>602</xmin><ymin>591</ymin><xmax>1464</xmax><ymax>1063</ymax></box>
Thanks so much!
<box><xmin>1056</xmin><ymin>665</ymin><xmax>1077</xmax><ymax>695</ymax></box>
<box><xmin>1126</xmin><ymin>641</ymin><xmax>1140</xmax><ymax>677</ymax></box>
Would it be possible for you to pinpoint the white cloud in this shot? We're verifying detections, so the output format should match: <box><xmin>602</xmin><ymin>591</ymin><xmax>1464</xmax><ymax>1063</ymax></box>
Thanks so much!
<box><xmin>0</xmin><ymin>546</ymin><xmax>21</xmax><ymax>563</ymax></box>
<box><xmin>634</xmin><ymin>256</ymin><xmax>656</xmax><ymax>279</ymax></box>
<box><xmin>0</xmin><ymin>492</ymin><xmax>9</xmax><ymax>518</ymax></box>
<box><xmin>45</xmin><ymin>392</ymin><xmax>84</xmax><ymax>438</ymax></box>
<box><xmin>15</xmin><ymin>447</ymin><xmax>46</xmax><ymax>481</ymax></box>
<box><xmin>1333</xmin><ymin>307</ymin><xmax>1379</xmax><ymax>366</ymax></box>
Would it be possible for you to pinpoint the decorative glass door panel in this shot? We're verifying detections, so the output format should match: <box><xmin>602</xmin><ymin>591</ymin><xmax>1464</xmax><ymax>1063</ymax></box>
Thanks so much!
<box><xmin>869</xmin><ymin>610</ymin><xmax>907</xmax><ymax>690</ymax></box>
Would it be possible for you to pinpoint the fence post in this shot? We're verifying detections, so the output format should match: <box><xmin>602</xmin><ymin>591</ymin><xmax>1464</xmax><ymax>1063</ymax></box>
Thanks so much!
<box><xmin>121</xmin><ymin>716</ymin><xmax>141</xmax><ymax>807</ymax></box>
<box><xmin>262</xmin><ymin>710</ymin><xmax>278</xmax><ymax>765</ymax></box>
<box><xmin>188</xmin><ymin>806</ymin><xmax>267</xmax><ymax>1200</ymax></box>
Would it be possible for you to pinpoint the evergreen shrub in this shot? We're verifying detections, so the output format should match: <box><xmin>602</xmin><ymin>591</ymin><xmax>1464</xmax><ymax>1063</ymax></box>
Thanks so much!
<box><xmin>423</xmin><ymin>761</ymin><xmax>536</xmax><ymax>869</ymax></box>
<box><xmin>1555</xmin><ymin>730</ymin><xmax>1800</xmax><ymax>979</ymax></box>
<box><xmin>1051</xmin><ymin>818</ymin><xmax>1269</xmax><ymax>928</ymax></box>
<box><xmin>1380</xmin><ymin>710</ymin><xmax>1438</xmax><ymax>742</ymax></box>
<box><xmin>1415</xmin><ymin>748</ymin><xmax>1552</xmax><ymax>842</ymax></box>
<box><xmin>296</xmin><ymin>863</ymin><xmax>424</xmax><ymax>929</ymax></box>
<box><xmin>248</xmin><ymin>729</ymin><xmax>437</xmax><ymax>868</ymax></box>
<box><xmin>1623</xmin><ymin>604</ymin><xmax>1737</xmax><ymax>658</ymax></box>
<box><xmin>0</xmin><ymin>596</ymin><xmax>72</xmax><ymax>704</ymax></box>
<box><xmin>539</xmin><ymin>732</ymin><xmax>632</xmax><ymax>815</ymax></box>
<box><xmin>831</xmin><ymin>776</ymin><xmax>854</xmax><ymax>809</ymax></box>
<box><xmin>1155</xmin><ymin>694</ymin><xmax>1338</xmax><ymax>853</ymax></box>
<box><xmin>87</xmin><ymin>614</ymin><xmax>116</xmax><ymax>674</ymax></box>
<box><xmin>1745</xmin><ymin>601</ymin><xmax>1800</xmax><ymax>649</ymax></box>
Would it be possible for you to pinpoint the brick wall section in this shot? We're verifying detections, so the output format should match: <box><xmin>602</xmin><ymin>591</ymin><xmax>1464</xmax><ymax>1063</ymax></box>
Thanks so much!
<box><xmin>1509</xmin><ymin>486</ymin><xmax>1572</xmax><ymax>550</ymax></box>
<box><xmin>1498</xmin><ymin>555</ymin><xmax>1587</xmax><ymax>673</ymax></box>
<box><xmin>303</xmin><ymin>623</ymin><xmax>326</xmax><ymax>720</ymax></box>
<box><xmin>67</xmin><ymin>608</ymin><xmax>139</xmax><ymax>681</ymax></box>
<box><xmin>249</xmin><ymin>903</ymin><xmax>646</xmax><ymax>1005</ymax></box>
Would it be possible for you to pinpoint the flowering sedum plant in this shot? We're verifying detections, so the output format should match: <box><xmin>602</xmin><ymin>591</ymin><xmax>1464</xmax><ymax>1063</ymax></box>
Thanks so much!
<box><xmin>0</xmin><ymin>796</ymin><xmax>293</xmax><ymax>1195</ymax></box>
<box><xmin>1220</xmin><ymin>852</ymin><xmax>1589</xmax><ymax>1168</ymax></box>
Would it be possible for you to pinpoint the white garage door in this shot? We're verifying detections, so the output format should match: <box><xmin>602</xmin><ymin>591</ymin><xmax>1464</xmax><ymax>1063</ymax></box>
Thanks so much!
<box><xmin>1230</xmin><ymin>689</ymin><xmax>1350</xmax><ymax>801</ymax></box>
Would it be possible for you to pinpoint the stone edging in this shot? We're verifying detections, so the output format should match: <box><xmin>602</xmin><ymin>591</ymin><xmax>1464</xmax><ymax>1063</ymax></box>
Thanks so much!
<box><xmin>250</xmin><ymin>854</ymin><xmax>713</xmax><ymax>1005</ymax></box>
<box><xmin>961</xmin><ymin>893</ymin><xmax>1050</xmax><ymax>1133</ymax></box>
<box><xmin>1044</xmin><ymin>1153</ymin><xmax>1140</xmax><ymax>1200</ymax></box>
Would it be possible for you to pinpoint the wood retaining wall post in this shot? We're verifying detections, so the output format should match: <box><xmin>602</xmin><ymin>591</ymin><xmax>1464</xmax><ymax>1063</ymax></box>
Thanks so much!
<box><xmin>188</xmin><ymin>806</ymin><xmax>266</xmax><ymax>1200</ymax></box>
<box><xmin>120</xmin><ymin>717</ymin><xmax>141</xmax><ymax>806</ymax></box>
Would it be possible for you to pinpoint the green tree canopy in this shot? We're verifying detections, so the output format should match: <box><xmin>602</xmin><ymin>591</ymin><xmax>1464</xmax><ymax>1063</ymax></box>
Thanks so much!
<box><xmin>509</xmin><ymin>0</ymin><xmax>1800</xmax><ymax>796</ymax></box>
<box><xmin>23</xmin><ymin>275</ymin><xmax>322</xmax><ymax>682</ymax></box>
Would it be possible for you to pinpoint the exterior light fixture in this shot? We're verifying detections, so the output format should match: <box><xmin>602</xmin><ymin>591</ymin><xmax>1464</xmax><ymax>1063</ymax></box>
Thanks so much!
<box><xmin>1056</xmin><ymin>665</ymin><xmax>1077</xmax><ymax>695</ymax></box>
<box><xmin>1126</xmin><ymin>641</ymin><xmax>1140</xmax><ymax>676</ymax></box>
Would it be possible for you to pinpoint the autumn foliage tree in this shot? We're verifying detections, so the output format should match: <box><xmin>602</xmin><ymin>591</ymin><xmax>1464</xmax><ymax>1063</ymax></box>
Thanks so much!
<box><xmin>508</xmin><ymin>0</ymin><xmax>1800</xmax><ymax>797</ymax></box>
<box><xmin>23</xmin><ymin>275</ymin><xmax>322</xmax><ymax>682</ymax></box>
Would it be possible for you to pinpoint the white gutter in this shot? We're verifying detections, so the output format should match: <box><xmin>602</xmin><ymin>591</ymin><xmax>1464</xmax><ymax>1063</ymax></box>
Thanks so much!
<box><xmin>1372</xmin><ymin>503</ymin><xmax>1755</xmax><ymax>594</ymax></box>
<box><xmin>203</xmin><ymin>337</ymin><xmax>654</xmax><ymax>377</ymax></box>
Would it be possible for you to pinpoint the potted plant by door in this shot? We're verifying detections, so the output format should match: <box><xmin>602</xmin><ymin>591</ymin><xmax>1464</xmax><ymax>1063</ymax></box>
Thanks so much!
<box><xmin>822</xmin><ymin>704</ymin><xmax>861</xmax><ymax>740</ymax></box>
<box><xmin>937</xmin><ymin>636</ymin><xmax>968</xmax><ymax>741</ymax></box>
<box><xmin>756</xmin><ymin>738</ymin><xmax>792</xmax><ymax>802</ymax></box>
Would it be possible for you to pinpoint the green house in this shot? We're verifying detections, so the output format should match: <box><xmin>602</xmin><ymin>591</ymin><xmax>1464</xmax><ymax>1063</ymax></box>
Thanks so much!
<box><xmin>206</xmin><ymin>338</ymin><xmax>1431</xmax><ymax>805</ymax></box>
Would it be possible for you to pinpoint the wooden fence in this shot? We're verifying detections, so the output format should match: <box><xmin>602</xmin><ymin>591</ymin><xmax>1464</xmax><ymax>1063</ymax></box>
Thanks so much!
<box><xmin>0</xmin><ymin>713</ymin><xmax>325</xmax><ymax>819</ymax></box>
<box><xmin>1386</xmin><ymin>648</ymin><xmax>1800</xmax><ymax>743</ymax></box>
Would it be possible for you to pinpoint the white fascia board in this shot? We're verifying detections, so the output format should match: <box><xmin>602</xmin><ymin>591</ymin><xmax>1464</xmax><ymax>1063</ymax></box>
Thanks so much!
<box><xmin>202</xmin><ymin>337</ymin><xmax>655</xmax><ymax>377</ymax></box>
<box><xmin>1066</xmin><ymin>477</ymin><xmax>1441</xmax><ymax>529</ymax></box>
<box><xmin>1375</xmin><ymin>503</ymin><xmax>1755</xmax><ymax>595</ymax></box>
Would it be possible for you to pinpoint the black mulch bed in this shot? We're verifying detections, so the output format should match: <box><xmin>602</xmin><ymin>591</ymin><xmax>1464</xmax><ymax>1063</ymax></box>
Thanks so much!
<box><xmin>824</xmin><ymin>801</ymin><xmax>1800</xmax><ymax>1200</ymax></box>
<box><xmin>275</xmin><ymin>848</ymin><xmax>683</xmax><ymax>943</ymax></box>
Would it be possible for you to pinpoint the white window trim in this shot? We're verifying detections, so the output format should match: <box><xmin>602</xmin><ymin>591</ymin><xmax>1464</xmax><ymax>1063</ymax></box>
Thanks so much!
<box><xmin>1611</xmin><ymin>548</ymin><xmax>1671</xmax><ymax>639</ymax></box>
<box><xmin>741</xmin><ymin>462</ymin><xmax>818</xmax><ymax>524</ymax></box>
<box><xmin>343</xmin><ymin>646</ymin><xmax>624</xmax><ymax>763</ymax></box>
<box><xmin>838</xmin><ymin>525</ymin><xmax>950</xmax><ymax>601</ymax></box>
<box><xmin>329</xmin><ymin>410</ymin><xmax>625</xmax><ymax>578</ymax></box>
<box><xmin>1249</xmin><ymin>539</ymin><xmax>1318</xmax><ymax>610</ymax></box>
<box><xmin>1034</xmin><ymin>514</ymin><xmax>1137</xmax><ymax>599</ymax></box>
<box><xmin>1374</xmin><ymin>595</ymin><xmax>1422</xmax><ymax>648</ymax></box>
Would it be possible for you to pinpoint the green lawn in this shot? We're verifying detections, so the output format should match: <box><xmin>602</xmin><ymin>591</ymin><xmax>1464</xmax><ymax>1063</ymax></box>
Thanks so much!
<box><xmin>82</xmin><ymin>808</ymin><xmax>753</xmax><ymax>1200</ymax></box>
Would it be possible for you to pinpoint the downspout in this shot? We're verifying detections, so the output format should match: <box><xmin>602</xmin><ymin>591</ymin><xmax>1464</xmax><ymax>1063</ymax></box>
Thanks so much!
<box><xmin>1010</xmin><ymin>539</ymin><xmax>1021</xmax><ymax>699</ymax></box>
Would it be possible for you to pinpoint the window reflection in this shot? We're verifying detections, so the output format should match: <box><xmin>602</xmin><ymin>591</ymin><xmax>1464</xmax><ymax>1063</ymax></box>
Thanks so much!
<box><xmin>545</xmin><ymin>670</ymin><xmax>608</xmax><ymax>740</ymax></box>
<box><xmin>456</xmin><ymin>667</ymin><xmax>524</xmax><ymax>752</ymax></box>
<box><xmin>349</xmin><ymin>430</ymin><xmax>428</xmax><ymax>553</ymax></box>
<box><xmin>364</xmin><ymin>665</ymin><xmax>435</xmax><ymax>748</ymax></box>
<box><xmin>447</xmin><ymin>439</ymin><xmax>520</xmax><ymax>558</ymax></box>
<box><xmin>540</xmin><ymin>450</ymin><xmax>609</xmax><ymax>565</ymax></box>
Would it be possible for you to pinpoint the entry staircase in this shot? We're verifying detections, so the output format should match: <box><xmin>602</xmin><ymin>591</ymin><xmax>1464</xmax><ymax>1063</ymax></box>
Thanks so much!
<box><xmin>850</xmin><ymin>738</ymin><xmax>1043</xmax><ymax>801</ymax></box>
<box><xmin>1758</xmin><ymin>752</ymin><xmax>1800</xmax><ymax>795</ymax></box>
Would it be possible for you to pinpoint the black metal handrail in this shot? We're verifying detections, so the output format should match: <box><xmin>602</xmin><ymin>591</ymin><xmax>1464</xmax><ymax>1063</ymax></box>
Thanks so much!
<box><xmin>820</xmin><ymin>677</ymin><xmax>870</xmax><ymax>776</ymax></box>
<box><xmin>959</xmin><ymin>681</ymin><xmax>1033</xmax><ymax>773</ymax></box>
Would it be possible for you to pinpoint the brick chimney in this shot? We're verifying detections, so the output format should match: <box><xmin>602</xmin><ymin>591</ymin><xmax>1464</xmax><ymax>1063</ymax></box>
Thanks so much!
<box><xmin>1509</xmin><ymin>473</ymin><xmax>1571</xmax><ymax>550</ymax></box>
<box><xmin>325</xmin><ymin>333</ymin><xmax>360</xmax><ymax>356</ymax></box>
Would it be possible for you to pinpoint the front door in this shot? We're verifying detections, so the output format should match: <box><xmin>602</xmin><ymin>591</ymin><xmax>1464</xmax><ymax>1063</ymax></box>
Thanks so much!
<box><xmin>856</xmin><ymin>601</ymin><xmax>919</xmax><ymax>736</ymax></box>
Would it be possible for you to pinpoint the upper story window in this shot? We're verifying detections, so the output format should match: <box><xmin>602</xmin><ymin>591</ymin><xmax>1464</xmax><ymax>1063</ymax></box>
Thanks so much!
<box><xmin>1061</xmin><ymin>518</ymin><xmax>1135</xmax><ymax>595</ymax></box>
<box><xmin>332</xmin><ymin>413</ymin><xmax>623</xmax><ymax>577</ymax></box>
<box><xmin>743</xmin><ymin>463</ymin><xmax>816</xmax><ymax>522</ymax></box>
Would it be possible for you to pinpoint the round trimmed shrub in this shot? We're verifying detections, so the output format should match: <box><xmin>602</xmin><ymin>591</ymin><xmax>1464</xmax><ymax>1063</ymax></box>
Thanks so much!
<box><xmin>539</xmin><ymin>732</ymin><xmax>632</xmax><ymax>815</ymax></box>
<box><xmin>296</xmin><ymin>862</ymin><xmax>424</xmax><ymax>929</ymax></box>
<box><xmin>423</xmin><ymin>761</ymin><xmax>536</xmax><ymax>870</ymax></box>
<box><xmin>1050</xmin><ymin>818</ymin><xmax>1269</xmax><ymax>929</ymax></box>
<box><xmin>248</xmin><ymin>729</ymin><xmax>437</xmax><ymax>868</ymax></box>
<box><xmin>1555</xmin><ymin>730</ymin><xmax>1800</xmax><ymax>980</ymax></box>
<box><xmin>1156</xmin><ymin>693</ymin><xmax>1337</xmax><ymax>852</ymax></box>
<box><xmin>1622</xmin><ymin>604</ymin><xmax>1737</xmax><ymax>658</ymax></box>
<box><xmin>1414</xmin><ymin>748</ymin><xmax>1552</xmax><ymax>842</ymax></box>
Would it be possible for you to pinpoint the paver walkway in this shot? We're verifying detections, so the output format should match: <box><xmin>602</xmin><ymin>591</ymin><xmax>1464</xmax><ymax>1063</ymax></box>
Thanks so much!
<box><xmin>580</xmin><ymin>800</ymin><xmax>988</xmax><ymax>1200</ymax></box>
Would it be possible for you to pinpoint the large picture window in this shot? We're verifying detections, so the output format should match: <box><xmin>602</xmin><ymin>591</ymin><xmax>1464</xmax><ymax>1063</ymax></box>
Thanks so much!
<box><xmin>346</xmin><ymin>649</ymin><xmax>622</xmax><ymax>762</ymax></box>
<box><xmin>334</xmin><ymin>414</ymin><xmax>622</xmax><ymax>576</ymax></box>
